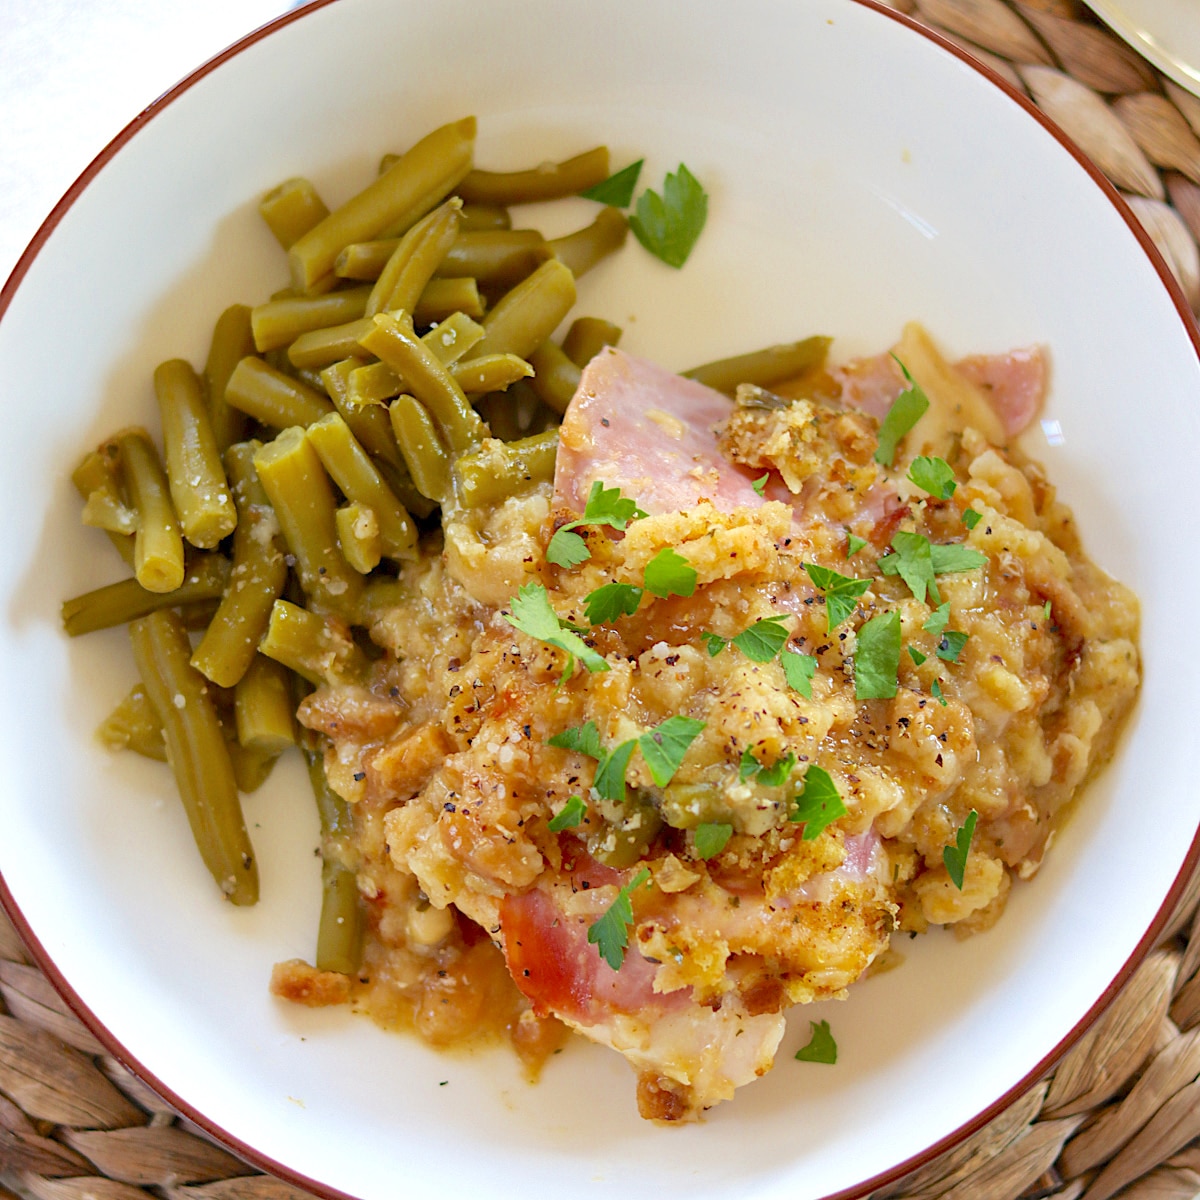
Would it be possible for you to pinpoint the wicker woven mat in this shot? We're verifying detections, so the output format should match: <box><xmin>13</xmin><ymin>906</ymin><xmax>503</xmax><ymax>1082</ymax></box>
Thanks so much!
<box><xmin>4</xmin><ymin>2</ymin><xmax>1200</xmax><ymax>1198</ymax></box>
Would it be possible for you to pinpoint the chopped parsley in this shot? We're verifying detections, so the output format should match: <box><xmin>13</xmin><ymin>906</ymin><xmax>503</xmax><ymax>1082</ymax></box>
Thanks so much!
<box><xmin>629</xmin><ymin>163</ymin><xmax>708</xmax><ymax>268</ymax></box>
<box><xmin>781</xmin><ymin>649</ymin><xmax>817</xmax><ymax>698</ymax></box>
<box><xmin>693</xmin><ymin>822</ymin><xmax>733</xmax><ymax>859</ymax></box>
<box><xmin>943</xmin><ymin>810</ymin><xmax>978</xmax><ymax>890</ymax></box>
<box><xmin>854</xmin><ymin>610</ymin><xmax>901</xmax><ymax>700</ymax></box>
<box><xmin>588</xmin><ymin>868</ymin><xmax>651</xmax><ymax>970</ymax></box>
<box><xmin>701</xmin><ymin>631</ymin><xmax>727</xmax><ymax>657</ymax></box>
<box><xmin>936</xmin><ymin>630</ymin><xmax>969</xmax><ymax>663</ymax></box>
<box><xmin>593</xmin><ymin>739</ymin><xmax>638</xmax><ymax>803</ymax></box>
<box><xmin>930</xmin><ymin>543</ymin><xmax>988</xmax><ymax>574</ymax></box>
<box><xmin>505</xmin><ymin>583</ymin><xmax>608</xmax><ymax>678</ymax></box>
<box><xmin>751</xmin><ymin>472</ymin><xmax>770</xmax><ymax>497</ymax></box>
<box><xmin>908</xmin><ymin>646</ymin><xmax>927</xmax><ymax>665</ymax></box>
<box><xmin>873</xmin><ymin>360</ymin><xmax>930</xmax><ymax>467</ymax></box>
<box><xmin>794</xmin><ymin>1019</ymin><xmax>838</xmax><ymax>1064</ymax></box>
<box><xmin>638</xmin><ymin>716</ymin><xmax>706</xmax><ymax>787</ymax></box>
<box><xmin>846</xmin><ymin>533</ymin><xmax>868</xmax><ymax>557</ymax></box>
<box><xmin>644</xmin><ymin>547</ymin><xmax>697</xmax><ymax>598</ymax></box>
<box><xmin>732</xmin><ymin>615</ymin><xmax>791</xmax><ymax>662</ymax></box>
<box><xmin>546</xmin><ymin>720</ymin><xmax>603</xmax><ymax>759</ymax></box>
<box><xmin>931</xmin><ymin>678</ymin><xmax>948</xmax><ymax>706</ymax></box>
<box><xmin>962</xmin><ymin>508</ymin><xmax>983</xmax><ymax>530</ymax></box>
<box><xmin>923</xmin><ymin>602</ymin><xmax>950</xmax><ymax>637</ymax></box>
<box><xmin>547</xmin><ymin>796</ymin><xmax>587</xmax><ymax>832</ymax></box>
<box><xmin>584</xmin><ymin>581</ymin><xmax>643</xmax><ymax>625</ymax></box>
<box><xmin>739</xmin><ymin>748</ymin><xmax>796</xmax><ymax>788</ymax></box>
<box><xmin>803</xmin><ymin>563</ymin><xmax>872</xmax><ymax>631</ymax></box>
<box><xmin>790</xmin><ymin>765</ymin><xmax>846</xmax><ymax>839</ymax></box>
<box><xmin>548</xmin><ymin>716</ymin><xmax>704</xmax><ymax>800</ymax></box>
<box><xmin>1042</xmin><ymin>599</ymin><xmax>1052</xmax><ymax>621</ymax></box>
<box><xmin>907</xmin><ymin>455</ymin><xmax>958</xmax><ymax>500</ymax></box>
<box><xmin>580</xmin><ymin>158</ymin><xmax>644</xmax><ymax>207</ymax></box>
<box><xmin>546</xmin><ymin>480</ymin><xmax>647</xmax><ymax>568</ymax></box>
<box><xmin>879</xmin><ymin>531</ymin><xmax>939</xmax><ymax>606</ymax></box>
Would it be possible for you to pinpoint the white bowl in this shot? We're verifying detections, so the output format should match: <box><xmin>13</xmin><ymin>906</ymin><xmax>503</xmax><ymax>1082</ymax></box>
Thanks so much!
<box><xmin>2</xmin><ymin>2</ymin><xmax>1199</xmax><ymax>1198</ymax></box>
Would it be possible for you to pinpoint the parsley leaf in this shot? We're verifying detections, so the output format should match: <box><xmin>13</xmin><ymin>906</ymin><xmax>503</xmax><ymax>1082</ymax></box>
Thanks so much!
<box><xmin>593</xmin><ymin>739</ymin><xmax>638</xmax><ymax>803</ymax></box>
<box><xmin>545</xmin><ymin>528</ymin><xmax>590</xmax><ymax>569</ymax></box>
<box><xmin>930</xmin><ymin>543</ymin><xmax>988</xmax><ymax>574</ymax></box>
<box><xmin>795</xmin><ymin>1019</ymin><xmax>838</xmax><ymax>1064</ymax></box>
<box><xmin>937</xmin><ymin>630</ymin><xmax>969</xmax><ymax>663</ymax></box>
<box><xmin>962</xmin><ymin>508</ymin><xmax>982</xmax><ymax>530</ymax></box>
<box><xmin>943</xmin><ymin>810</ymin><xmax>978</xmax><ymax>890</ymax></box>
<box><xmin>751</xmin><ymin>473</ymin><xmax>769</xmax><ymax>497</ymax></box>
<box><xmin>781</xmin><ymin>649</ymin><xmax>817</xmax><ymax>698</ymax></box>
<box><xmin>629</xmin><ymin>163</ymin><xmax>708</xmax><ymax>269</ymax></box>
<box><xmin>931</xmin><ymin>678</ymin><xmax>948</xmax><ymax>706</ymax></box>
<box><xmin>740</xmin><ymin>748</ymin><xmax>796</xmax><ymax>787</ymax></box>
<box><xmin>638</xmin><ymin>716</ymin><xmax>706</xmax><ymax>787</ymax></box>
<box><xmin>546</xmin><ymin>720</ymin><xmax>603</xmax><ymax>760</ymax></box>
<box><xmin>548</xmin><ymin>795</ymin><xmax>587</xmax><ymax>832</ymax></box>
<box><xmin>1042</xmin><ymin>599</ymin><xmax>1052</xmax><ymax>621</ymax></box>
<box><xmin>854</xmin><ymin>610</ymin><xmax>902</xmax><ymax>700</ymax></box>
<box><xmin>588</xmin><ymin>867</ymin><xmax>651</xmax><ymax>970</ymax></box>
<box><xmin>880</xmin><ymin>531</ymin><xmax>939</xmax><ymax>606</ymax></box>
<box><xmin>701</xmin><ymin>631</ymin><xmax>727</xmax><ymax>657</ymax></box>
<box><xmin>846</xmin><ymin>533</ymin><xmax>867</xmax><ymax>557</ymax></box>
<box><xmin>585</xmin><ymin>581</ymin><xmax>643</xmax><ymax>625</ymax></box>
<box><xmin>739</xmin><ymin>746</ymin><xmax>759</xmax><ymax>781</ymax></box>
<box><xmin>790</xmin><ymin>765</ymin><xmax>846</xmax><ymax>839</ymax></box>
<box><xmin>908</xmin><ymin>646</ymin><xmax>927</xmax><ymax>665</ymax></box>
<box><xmin>923</xmin><ymin>602</ymin><xmax>950</xmax><ymax>637</ymax></box>
<box><xmin>873</xmin><ymin>360</ymin><xmax>930</xmax><ymax>467</ymax></box>
<box><xmin>644</xmin><ymin>547</ymin><xmax>697</xmax><ymax>598</ymax></box>
<box><xmin>505</xmin><ymin>583</ymin><xmax>608</xmax><ymax>676</ymax></box>
<box><xmin>693</xmin><ymin>822</ymin><xmax>733</xmax><ymax>859</ymax></box>
<box><xmin>803</xmin><ymin>563</ymin><xmax>872</xmax><ymax>631</ymax></box>
<box><xmin>732</xmin><ymin>615</ymin><xmax>791</xmax><ymax>662</ymax></box>
<box><xmin>546</xmin><ymin>481</ymin><xmax>647</xmax><ymax>567</ymax></box>
<box><xmin>580</xmin><ymin>158</ymin><xmax>644</xmax><ymax>207</ymax></box>
<box><xmin>907</xmin><ymin>455</ymin><xmax>958</xmax><ymax>500</ymax></box>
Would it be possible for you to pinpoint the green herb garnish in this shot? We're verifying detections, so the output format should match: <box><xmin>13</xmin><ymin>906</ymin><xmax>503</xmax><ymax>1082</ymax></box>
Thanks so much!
<box><xmin>588</xmin><ymin>867</ymin><xmax>651</xmax><ymax>970</ymax></box>
<box><xmin>584</xmin><ymin>581</ymin><xmax>644</xmax><ymax>625</ymax></box>
<box><xmin>794</xmin><ymin>1019</ymin><xmax>838</xmax><ymax>1064</ymax></box>
<box><xmin>546</xmin><ymin>720</ymin><xmax>603</xmax><ymax>760</ymax></box>
<box><xmin>943</xmin><ymin>810</ymin><xmax>978</xmax><ymax>890</ymax></box>
<box><xmin>643</xmin><ymin>547</ymin><xmax>697</xmax><ymax>599</ymax></box>
<box><xmin>731</xmin><ymin>615</ymin><xmax>791</xmax><ymax>663</ymax></box>
<box><xmin>546</xmin><ymin>481</ymin><xmax>647</xmax><ymax>568</ymax></box>
<box><xmin>846</xmin><ymin>533</ymin><xmax>868</xmax><ymax>557</ymax></box>
<box><xmin>740</xmin><ymin>748</ymin><xmax>796</xmax><ymax>787</ymax></box>
<box><xmin>781</xmin><ymin>649</ymin><xmax>817</xmax><ymax>698</ymax></box>
<box><xmin>548</xmin><ymin>796</ymin><xmax>587</xmax><ymax>832</ymax></box>
<box><xmin>638</xmin><ymin>716</ymin><xmax>706</xmax><ymax>787</ymax></box>
<box><xmin>694</xmin><ymin>822</ymin><xmax>733</xmax><ymax>860</ymax></box>
<box><xmin>751</xmin><ymin>473</ymin><xmax>770</xmax><ymax>497</ymax></box>
<box><xmin>930</xmin><ymin>543</ymin><xmax>988</xmax><ymax>574</ymax></box>
<box><xmin>629</xmin><ymin>164</ymin><xmax>708</xmax><ymax>268</ymax></box>
<box><xmin>790</xmin><ymin>765</ymin><xmax>846</xmax><ymax>839</ymax></box>
<box><xmin>879</xmin><ymin>531</ymin><xmax>939</xmax><ymax>606</ymax></box>
<box><xmin>907</xmin><ymin>455</ymin><xmax>958</xmax><ymax>500</ymax></box>
<box><xmin>873</xmin><ymin>360</ymin><xmax>930</xmax><ymax>467</ymax></box>
<box><xmin>803</xmin><ymin>563</ymin><xmax>873</xmax><ymax>631</ymax></box>
<box><xmin>739</xmin><ymin>746</ymin><xmax>759</xmax><ymax>781</ymax></box>
<box><xmin>962</xmin><ymin>508</ymin><xmax>982</xmax><ymax>530</ymax></box>
<box><xmin>593</xmin><ymin>739</ymin><xmax>638</xmax><ymax>803</ymax></box>
<box><xmin>701</xmin><ymin>631</ymin><xmax>727</xmax><ymax>657</ymax></box>
<box><xmin>923</xmin><ymin>602</ymin><xmax>950</xmax><ymax>637</ymax></box>
<box><xmin>854</xmin><ymin>610</ymin><xmax>902</xmax><ymax>700</ymax></box>
<box><xmin>505</xmin><ymin>583</ymin><xmax>609</xmax><ymax>679</ymax></box>
<box><xmin>581</xmin><ymin>158</ymin><xmax>644</xmax><ymax>207</ymax></box>
<box><xmin>936</xmin><ymin>630</ymin><xmax>969</xmax><ymax>663</ymax></box>
<box><xmin>931</xmin><ymin>678</ymin><xmax>948</xmax><ymax>706</ymax></box>
<box><xmin>908</xmin><ymin>646</ymin><xmax>927</xmax><ymax>665</ymax></box>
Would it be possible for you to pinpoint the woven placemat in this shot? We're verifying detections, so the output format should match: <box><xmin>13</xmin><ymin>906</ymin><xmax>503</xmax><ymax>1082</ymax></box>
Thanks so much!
<box><xmin>3</xmin><ymin>2</ymin><xmax>1200</xmax><ymax>1198</ymax></box>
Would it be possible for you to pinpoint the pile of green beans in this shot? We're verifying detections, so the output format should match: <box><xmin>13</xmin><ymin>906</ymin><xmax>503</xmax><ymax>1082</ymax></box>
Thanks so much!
<box><xmin>63</xmin><ymin>115</ymin><xmax>830</xmax><ymax>977</ymax></box>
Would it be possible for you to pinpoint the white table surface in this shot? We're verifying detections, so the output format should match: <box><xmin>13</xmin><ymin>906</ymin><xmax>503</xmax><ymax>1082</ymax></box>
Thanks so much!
<box><xmin>1</xmin><ymin>0</ymin><xmax>293</xmax><ymax>285</ymax></box>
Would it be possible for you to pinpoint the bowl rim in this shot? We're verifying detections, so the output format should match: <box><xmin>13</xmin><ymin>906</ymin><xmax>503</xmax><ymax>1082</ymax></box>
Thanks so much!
<box><xmin>3</xmin><ymin>1</ymin><xmax>1199</xmax><ymax>1197</ymax></box>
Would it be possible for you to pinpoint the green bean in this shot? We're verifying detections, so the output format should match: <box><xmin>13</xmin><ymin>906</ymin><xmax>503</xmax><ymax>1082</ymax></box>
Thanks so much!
<box><xmin>460</xmin><ymin>204</ymin><xmax>511</xmax><ymax>232</ymax></box>
<box><xmin>549</xmin><ymin>207</ymin><xmax>628</xmax><ymax>278</ymax></box>
<box><xmin>413</xmin><ymin>276</ymin><xmax>484</xmax><ymax>323</ymax></box>
<box><xmin>259</xmin><ymin>599</ymin><xmax>368</xmax><ymax>686</ymax></box>
<box><xmin>74</xmin><ymin>443</ymin><xmax>136</xmax><ymax>535</ymax></box>
<box><xmin>334</xmin><ymin>240</ymin><xmax>397</xmax><ymax>281</ymax></box>
<box><xmin>302</xmin><ymin>740</ymin><xmax>362</xmax><ymax>975</ymax></box>
<box><xmin>234</xmin><ymin>653</ymin><xmax>295</xmax><ymax>755</ymax></box>
<box><xmin>378</xmin><ymin>152</ymin><xmax>400</xmax><ymax>175</ymax></box>
<box><xmin>154</xmin><ymin>359</ymin><xmax>237</xmax><ymax>550</ymax></box>
<box><xmin>453</xmin><ymin>430</ymin><xmax>557</xmax><ymax>507</ymax></box>
<box><xmin>451</xmin><ymin>353</ymin><xmax>533</xmax><ymax>396</ymax></box>
<box><xmin>335</xmin><ymin>503</ymin><xmax>382</xmax><ymax>573</ymax></box>
<box><xmin>253</xmin><ymin>428</ymin><xmax>363</xmax><ymax>617</ymax></box>
<box><xmin>422</xmin><ymin>310</ymin><xmax>484</xmax><ymax>365</ymax></box>
<box><xmin>62</xmin><ymin>553</ymin><xmax>231</xmax><ymax>637</ymax></box>
<box><xmin>289</xmin><ymin>116</ymin><xmax>476</xmax><ymax>292</ymax></box>
<box><xmin>306</xmin><ymin>412</ymin><xmax>417</xmax><ymax>562</ymax></box>
<box><xmin>527</xmin><ymin>340</ymin><xmax>582</xmax><ymax>414</ymax></box>
<box><xmin>259</xmin><ymin>177</ymin><xmax>330</xmax><ymax>250</ymax></box>
<box><xmin>287</xmin><ymin>317</ymin><xmax>376</xmax><ymax>371</ymax></box>
<box><xmin>347</xmin><ymin>361</ymin><xmax>402</xmax><ymax>407</ymax></box>
<box><xmin>97</xmin><ymin>684</ymin><xmax>166</xmax><ymax>761</ymax></box>
<box><xmin>436</xmin><ymin>230</ymin><xmax>550</xmax><ymax>289</ymax></box>
<box><xmin>228</xmin><ymin>740</ymin><xmax>279</xmax><ymax>793</ymax></box>
<box><xmin>204</xmin><ymin>306</ymin><xmax>254</xmax><ymax>452</ymax></box>
<box><xmin>562</xmin><ymin>316</ymin><xmax>622</xmax><ymax>367</ymax></box>
<box><xmin>250</xmin><ymin>286</ymin><xmax>372</xmax><ymax>353</ymax></box>
<box><xmin>388</xmin><ymin>395</ymin><xmax>451</xmax><ymax>504</ymax></box>
<box><xmin>190</xmin><ymin>443</ymin><xmax>288</xmax><ymax>687</ymax></box>
<box><xmin>225</xmin><ymin>356</ymin><xmax>334</xmax><ymax>428</ymax></box>
<box><xmin>358</xmin><ymin>312</ymin><xmax>485</xmax><ymax>452</ymax></box>
<box><xmin>682</xmin><ymin>335</ymin><xmax>833</xmax><ymax>396</ymax></box>
<box><xmin>360</xmin><ymin>577</ymin><xmax>411</xmax><ymax>623</ymax></box>
<box><xmin>473</xmin><ymin>258</ymin><xmax>576</xmax><ymax>361</ymax></box>
<box><xmin>118</xmin><ymin>429</ymin><xmax>185</xmax><ymax>593</ymax></box>
<box><xmin>457</xmin><ymin>146</ymin><xmax>609</xmax><ymax>205</ymax></box>
<box><xmin>366</xmin><ymin>197</ymin><xmax>461</xmax><ymax>317</ymax></box>
<box><xmin>130</xmin><ymin>609</ymin><xmax>258</xmax><ymax>905</ymax></box>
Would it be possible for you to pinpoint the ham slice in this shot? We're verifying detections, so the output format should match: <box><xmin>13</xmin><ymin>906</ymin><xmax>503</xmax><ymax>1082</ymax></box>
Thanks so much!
<box><xmin>954</xmin><ymin>346</ymin><xmax>1047</xmax><ymax>439</ymax></box>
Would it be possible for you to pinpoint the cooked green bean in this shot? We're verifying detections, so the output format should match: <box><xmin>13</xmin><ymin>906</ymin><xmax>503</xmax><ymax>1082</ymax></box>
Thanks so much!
<box><xmin>154</xmin><ymin>359</ymin><xmax>237</xmax><ymax>550</ymax></box>
<box><xmin>527</xmin><ymin>339</ymin><xmax>582</xmax><ymax>413</ymax></box>
<box><xmin>366</xmin><ymin>197</ymin><xmax>462</xmax><ymax>317</ymax></box>
<box><xmin>451</xmin><ymin>353</ymin><xmax>534</xmax><ymax>396</ymax></box>
<box><xmin>457</xmin><ymin>146</ymin><xmax>609</xmax><ymax>205</ymax></box>
<box><xmin>228</xmin><ymin>740</ymin><xmax>279</xmax><ymax>793</ymax></box>
<box><xmin>259</xmin><ymin>177</ymin><xmax>330</xmax><ymax>250</ymax></box>
<box><xmin>190</xmin><ymin>442</ymin><xmax>288</xmax><ymax>688</ymax></box>
<box><xmin>250</xmin><ymin>286</ymin><xmax>372</xmax><ymax>353</ymax></box>
<box><xmin>289</xmin><ymin>116</ymin><xmax>476</xmax><ymax>291</ymax></box>
<box><xmin>549</xmin><ymin>207</ymin><xmax>628</xmax><ymax>278</ymax></box>
<box><xmin>358</xmin><ymin>312</ymin><xmax>485</xmax><ymax>452</ymax></box>
<box><xmin>62</xmin><ymin>552</ymin><xmax>231</xmax><ymax>637</ymax></box>
<box><xmin>130</xmin><ymin>609</ymin><xmax>257</xmax><ymax>905</ymax></box>
<box><xmin>204</xmin><ymin>306</ymin><xmax>254</xmax><ymax>452</ymax></box>
<box><xmin>287</xmin><ymin>317</ymin><xmax>376</xmax><ymax>371</ymax></box>
<box><xmin>225</xmin><ymin>356</ymin><xmax>334</xmax><ymax>428</ymax></box>
<box><xmin>335</xmin><ymin>503</ymin><xmax>382</xmax><ymax>573</ymax></box>
<box><xmin>334</xmin><ymin>240</ymin><xmax>397</xmax><ymax>282</ymax></box>
<box><xmin>306</xmin><ymin>412</ymin><xmax>417</xmax><ymax>562</ymax></box>
<box><xmin>436</xmin><ymin>230</ymin><xmax>550</xmax><ymax>289</ymax></box>
<box><xmin>118</xmin><ymin>429</ymin><xmax>185</xmax><ymax>593</ymax></box>
<box><xmin>388</xmin><ymin>395</ymin><xmax>451</xmax><ymax>504</ymax></box>
<box><xmin>562</xmin><ymin>316</ymin><xmax>622</xmax><ymax>367</ymax></box>
<box><xmin>74</xmin><ymin>444</ymin><xmax>136</xmax><ymax>535</ymax></box>
<box><xmin>234</xmin><ymin>653</ymin><xmax>295</xmax><ymax>755</ymax></box>
<box><xmin>682</xmin><ymin>335</ymin><xmax>833</xmax><ymax>396</ymax></box>
<box><xmin>413</xmin><ymin>276</ymin><xmax>484</xmax><ymax>323</ymax></box>
<box><xmin>97</xmin><ymin>684</ymin><xmax>166</xmax><ymax>761</ymax></box>
<box><xmin>460</xmin><ymin>204</ymin><xmax>511</xmax><ymax>232</ymax></box>
<box><xmin>302</xmin><ymin>740</ymin><xmax>362</xmax><ymax>975</ymax></box>
<box><xmin>473</xmin><ymin>258</ymin><xmax>576</xmax><ymax>361</ymax></box>
<box><xmin>347</xmin><ymin>360</ymin><xmax>402</xmax><ymax>407</ymax></box>
<box><xmin>421</xmin><ymin>310</ymin><xmax>484</xmax><ymax>364</ymax></box>
<box><xmin>259</xmin><ymin>599</ymin><xmax>368</xmax><ymax>686</ymax></box>
<box><xmin>453</xmin><ymin>430</ymin><xmax>557</xmax><ymax>507</ymax></box>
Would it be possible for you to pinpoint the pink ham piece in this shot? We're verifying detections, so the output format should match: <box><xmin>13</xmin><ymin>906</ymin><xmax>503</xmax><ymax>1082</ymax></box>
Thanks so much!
<box><xmin>954</xmin><ymin>346</ymin><xmax>1047</xmax><ymax>439</ymax></box>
